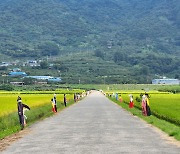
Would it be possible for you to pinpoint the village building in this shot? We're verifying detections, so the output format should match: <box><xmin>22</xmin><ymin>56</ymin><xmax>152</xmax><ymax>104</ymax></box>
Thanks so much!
<box><xmin>24</xmin><ymin>76</ymin><xmax>62</xmax><ymax>82</ymax></box>
<box><xmin>152</xmin><ymin>79</ymin><xmax>179</xmax><ymax>85</ymax></box>
<box><xmin>9</xmin><ymin>71</ymin><xmax>27</xmax><ymax>77</ymax></box>
<box><xmin>26</xmin><ymin>60</ymin><xmax>40</xmax><ymax>67</ymax></box>
<box><xmin>10</xmin><ymin>82</ymin><xmax>24</xmax><ymax>86</ymax></box>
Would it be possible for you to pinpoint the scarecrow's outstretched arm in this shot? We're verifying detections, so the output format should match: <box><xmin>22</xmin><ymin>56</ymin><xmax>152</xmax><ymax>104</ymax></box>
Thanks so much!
<box><xmin>22</xmin><ymin>104</ymin><xmax>30</xmax><ymax>110</ymax></box>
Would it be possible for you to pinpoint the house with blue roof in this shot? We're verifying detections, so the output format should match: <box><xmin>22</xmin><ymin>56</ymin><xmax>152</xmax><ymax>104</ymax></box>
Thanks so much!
<box><xmin>9</xmin><ymin>72</ymin><xmax>27</xmax><ymax>77</ymax></box>
<box><xmin>48</xmin><ymin>77</ymin><xmax>62</xmax><ymax>82</ymax></box>
<box><xmin>24</xmin><ymin>76</ymin><xmax>62</xmax><ymax>82</ymax></box>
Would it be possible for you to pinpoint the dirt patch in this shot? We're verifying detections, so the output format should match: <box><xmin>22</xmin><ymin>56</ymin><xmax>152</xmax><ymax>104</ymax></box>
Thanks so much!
<box><xmin>0</xmin><ymin>128</ymin><xmax>30</xmax><ymax>152</ymax></box>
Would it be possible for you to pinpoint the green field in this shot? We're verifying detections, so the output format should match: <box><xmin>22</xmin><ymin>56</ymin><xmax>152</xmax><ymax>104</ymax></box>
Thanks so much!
<box><xmin>107</xmin><ymin>90</ymin><xmax>180</xmax><ymax>140</ymax></box>
<box><xmin>119</xmin><ymin>93</ymin><xmax>180</xmax><ymax>125</ymax></box>
<box><xmin>0</xmin><ymin>89</ymin><xmax>85</xmax><ymax>139</ymax></box>
<box><xmin>0</xmin><ymin>87</ymin><xmax>180</xmax><ymax>140</ymax></box>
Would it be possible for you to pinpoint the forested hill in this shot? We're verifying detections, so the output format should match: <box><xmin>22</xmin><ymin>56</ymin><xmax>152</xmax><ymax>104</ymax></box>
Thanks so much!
<box><xmin>0</xmin><ymin>0</ymin><xmax>179</xmax><ymax>82</ymax></box>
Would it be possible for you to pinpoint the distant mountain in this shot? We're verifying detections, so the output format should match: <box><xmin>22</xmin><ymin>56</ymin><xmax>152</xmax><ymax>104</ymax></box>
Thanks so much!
<box><xmin>0</xmin><ymin>0</ymin><xmax>179</xmax><ymax>82</ymax></box>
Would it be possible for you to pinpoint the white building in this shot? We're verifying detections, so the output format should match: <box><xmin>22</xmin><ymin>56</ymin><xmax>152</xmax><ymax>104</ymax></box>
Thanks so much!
<box><xmin>27</xmin><ymin>60</ymin><xmax>40</xmax><ymax>67</ymax></box>
<box><xmin>152</xmin><ymin>79</ymin><xmax>179</xmax><ymax>85</ymax></box>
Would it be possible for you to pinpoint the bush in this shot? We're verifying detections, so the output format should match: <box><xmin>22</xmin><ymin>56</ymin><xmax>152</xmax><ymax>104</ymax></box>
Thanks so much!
<box><xmin>0</xmin><ymin>84</ymin><xmax>14</xmax><ymax>91</ymax></box>
<box><xmin>135</xmin><ymin>96</ymin><xmax>141</xmax><ymax>102</ymax></box>
<box><xmin>23</xmin><ymin>78</ymin><xmax>36</xmax><ymax>85</ymax></box>
<box><xmin>40</xmin><ymin>61</ymin><xmax>48</xmax><ymax>69</ymax></box>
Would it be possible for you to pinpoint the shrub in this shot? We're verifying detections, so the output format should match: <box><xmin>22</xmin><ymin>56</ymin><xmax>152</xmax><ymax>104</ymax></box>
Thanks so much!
<box><xmin>135</xmin><ymin>96</ymin><xmax>141</xmax><ymax>102</ymax></box>
<box><xmin>0</xmin><ymin>84</ymin><xmax>14</xmax><ymax>91</ymax></box>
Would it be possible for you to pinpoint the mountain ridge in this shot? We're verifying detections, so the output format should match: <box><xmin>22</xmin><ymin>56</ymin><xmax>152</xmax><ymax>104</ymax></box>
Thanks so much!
<box><xmin>0</xmin><ymin>0</ymin><xmax>179</xmax><ymax>82</ymax></box>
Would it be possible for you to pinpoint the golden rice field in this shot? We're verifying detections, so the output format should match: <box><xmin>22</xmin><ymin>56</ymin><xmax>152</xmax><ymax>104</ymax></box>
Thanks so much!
<box><xmin>0</xmin><ymin>93</ymin><xmax>73</xmax><ymax>117</ymax></box>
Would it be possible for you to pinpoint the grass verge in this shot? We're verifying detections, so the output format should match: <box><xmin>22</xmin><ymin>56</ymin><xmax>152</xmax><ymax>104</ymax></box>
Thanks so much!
<box><xmin>108</xmin><ymin>97</ymin><xmax>180</xmax><ymax>141</ymax></box>
<box><xmin>0</xmin><ymin>100</ymin><xmax>75</xmax><ymax>139</ymax></box>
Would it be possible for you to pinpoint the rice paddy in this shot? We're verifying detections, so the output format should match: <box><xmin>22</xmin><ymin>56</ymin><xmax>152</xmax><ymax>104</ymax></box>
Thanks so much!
<box><xmin>0</xmin><ymin>87</ymin><xmax>179</xmax><ymax>140</ymax></box>
<box><xmin>0</xmin><ymin>93</ymin><xmax>74</xmax><ymax>117</ymax></box>
<box><xmin>0</xmin><ymin>89</ymin><xmax>84</xmax><ymax>139</ymax></box>
<box><xmin>0</xmin><ymin>89</ymin><xmax>85</xmax><ymax>117</ymax></box>
<box><xmin>107</xmin><ymin>89</ymin><xmax>180</xmax><ymax>141</ymax></box>
<box><xmin>106</xmin><ymin>91</ymin><xmax>180</xmax><ymax>126</ymax></box>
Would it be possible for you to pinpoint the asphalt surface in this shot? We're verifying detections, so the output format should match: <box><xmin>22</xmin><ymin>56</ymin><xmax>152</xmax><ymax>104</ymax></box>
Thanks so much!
<box><xmin>2</xmin><ymin>91</ymin><xmax>180</xmax><ymax>154</ymax></box>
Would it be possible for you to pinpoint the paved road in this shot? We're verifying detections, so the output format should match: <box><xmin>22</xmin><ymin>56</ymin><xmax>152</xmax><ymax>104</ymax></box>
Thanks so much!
<box><xmin>2</xmin><ymin>91</ymin><xmax>180</xmax><ymax>154</ymax></box>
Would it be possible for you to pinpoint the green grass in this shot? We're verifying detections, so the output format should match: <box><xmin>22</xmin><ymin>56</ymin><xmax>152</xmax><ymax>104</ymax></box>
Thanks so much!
<box><xmin>105</xmin><ymin>90</ymin><xmax>169</xmax><ymax>94</ymax></box>
<box><xmin>114</xmin><ymin>92</ymin><xmax>180</xmax><ymax>126</ymax></box>
<box><xmin>108</xmin><ymin>96</ymin><xmax>180</xmax><ymax>141</ymax></box>
<box><xmin>158</xmin><ymin>85</ymin><xmax>180</xmax><ymax>93</ymax></box>
<box><xmin>0</xmin><ymin>89</ymin><xmax>84</xmax><ymax>94</ymax></box>
<box><xmin>64</xmin><ymin>84</ymin><xmax>180</xmax><ymax>92</ymax></box>
<box><xmin>0</xmin><ymin>95</ymin><xmax>77</xmax><ymax>139</ymax></box>
<box><xmin>150</xmin><ymin>94</ymin><xmax>180</xmax><ymax>125</ymax></box>
<box><xmin>0</xmin><ymin>89</ymin><xmax>85</xmax><ymax>139</ymax></box>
